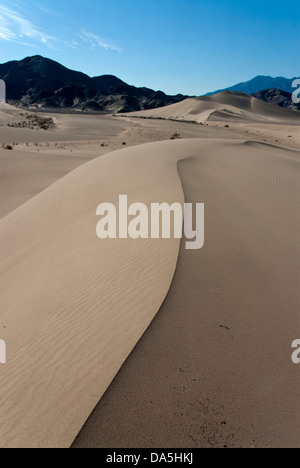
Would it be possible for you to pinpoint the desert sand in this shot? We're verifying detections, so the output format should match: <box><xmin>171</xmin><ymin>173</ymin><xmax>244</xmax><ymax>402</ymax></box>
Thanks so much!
<box><xmin>0</xmin><ymin>95</ymin><xmax>299</xmax><ymax>448</ymax></box>
<box><xmin>125</xmin><ymin>91</ymin><xmax>300</xmax><ymax>124</ymax></box>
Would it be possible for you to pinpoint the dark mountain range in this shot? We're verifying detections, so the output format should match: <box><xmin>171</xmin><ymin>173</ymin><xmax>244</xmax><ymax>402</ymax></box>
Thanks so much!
<box><xmin>207</xmin><ymin>75</ymin><xmax>298</xmax><ymax>96</ymax></box>
<box><xmin>0</xmin><ymin>56</ymin><xmax>186</xmax><ymax>113</ymax></box>
<box><xmin>1</xmin><ymin>57</ymin><xmax>299</xmax><ymax>114</ymax></box>
<box><xmin>252</xmin><ymin>88</ymin><xmax>300</xmax><ymax>111</ymax></box>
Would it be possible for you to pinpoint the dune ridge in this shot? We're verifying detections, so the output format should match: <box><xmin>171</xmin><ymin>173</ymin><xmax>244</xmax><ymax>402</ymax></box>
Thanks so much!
<box><xmin>1</xmin><ymin>99</ymin><xmax>299</xmax><ymax>448</ymax></box>
<box><xmin>0</xmin><ymin>140</ymin><xmax>190</xmax><ymax>448</ymax></box>
<box><xmin>125</xmin><ymin>92</ymin><xmax>300</xmax><ymax>124</ymax></box>
<box><xmin>73</xmin><ymin>138</ymin><xmax>300</xmax><ymax>449</ymax></box>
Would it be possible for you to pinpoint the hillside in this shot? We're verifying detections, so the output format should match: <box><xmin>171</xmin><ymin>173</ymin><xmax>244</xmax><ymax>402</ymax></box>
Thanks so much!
<box><xmin>252</xmin><ymin>88</ymin><xmax>300</xmax><ymax>111</ymax></box>
<box><xmin>0</xmin><ymin>56</ymin><xmax>186</xmax><ymax>113</ymax></box>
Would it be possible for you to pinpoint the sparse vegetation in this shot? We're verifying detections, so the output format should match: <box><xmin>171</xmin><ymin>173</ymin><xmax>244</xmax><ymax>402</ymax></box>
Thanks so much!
<box><xmin>171</xmin><ymin>133</ymin><xmax>181</xmax><ymax>140</ymax></box>
<box><xmin>3</xmin><ymin>144</ymin><xmax>13</xmax><ymax>150</ymax></box>
<box><xmin>7</xmin><ymin>114</ymin><xmax>55</xmax><ymax>131</ymax></box>
<box><xmin>114</xmin><ymin>115</ymin><xmax>203</xmax><ymax>125</ymax></box>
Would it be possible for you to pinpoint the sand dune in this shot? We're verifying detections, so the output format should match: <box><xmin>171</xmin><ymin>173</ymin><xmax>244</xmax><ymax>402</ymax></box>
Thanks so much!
<box><xmin>0</xmin><ymin>103</ymin><xmax>20</xmax><ymax>119</ymax></box>
<box><xmin>0</xmin><ymin>103</ymin><xmax>133</xmax><ymax>219</ymax></box>
<box><xmin>73</xmin><ymin>139</ymin><xmax>300</xmax><ymax>449</ymax></box>
<box><xmin>0</xmin><ymin>103</ymin><xmax>129</xmax><ymax>144</ymax></box>
<box><xmin>0</xmin><ymin>149</ymin><xmax>94</xmax><ymax>219</ymax></box>
<box><xmin>0</xmin><ymin>100</ymin><xmax>299</xmax><ymax>448</ymax></box>
<box><xmin>0</xmin><ymin>141</ymin><xmax>190</xmax><ymax>448</ymax></box>
<box><xmin>126</xmin><ymin>91</ymin><xmax>300</xmax><ymax>124</ymax></box>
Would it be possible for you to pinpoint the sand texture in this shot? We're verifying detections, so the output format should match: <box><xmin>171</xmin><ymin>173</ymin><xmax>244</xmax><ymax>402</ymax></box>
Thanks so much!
<box><xmin>0</xmin><ymin>97</ymin><xmax>299</xmax><ymax>448</ymax></box>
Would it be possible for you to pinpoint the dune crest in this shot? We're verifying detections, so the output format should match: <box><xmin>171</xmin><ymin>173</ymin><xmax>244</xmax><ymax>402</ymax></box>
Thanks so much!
<box><xmin>73</xmin><ymin>138</ymin><xmax>300</xmax><ymax>449</ymax></box>
<box><xmin>125</xmin><ymin>92</ymin><xmax>300</xmax><ymax>124</ymax></box>
<box><xmin>0</xmin><ymin>141</ymin><xmax>188</xmax><ymax>448</ymax></box>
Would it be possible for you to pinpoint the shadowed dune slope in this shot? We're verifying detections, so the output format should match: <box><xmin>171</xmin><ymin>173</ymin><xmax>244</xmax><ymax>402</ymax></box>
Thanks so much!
<box><xmin>73</xmin><ymin>139</ymin><xmax>300</xmax><ymax>449</ymax></box>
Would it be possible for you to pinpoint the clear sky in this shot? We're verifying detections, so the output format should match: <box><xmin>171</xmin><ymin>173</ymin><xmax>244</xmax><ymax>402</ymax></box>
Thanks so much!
<box><xmin>0</xmin><ymin>0</ymin><xmax>299</xmax><ymax>95</ymax></box>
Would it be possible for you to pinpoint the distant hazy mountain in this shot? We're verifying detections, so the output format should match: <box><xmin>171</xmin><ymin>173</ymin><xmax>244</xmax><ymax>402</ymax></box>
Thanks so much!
<box><xmin>0</xmin><ymin>56</ymin><xmax>186</xmax><ymax>113</ymax></box>
<box><xmin>207</xmin><ymin>76</ymin><xmax>298</xmax><ymax>96</ymax></box>
<box><xmin>252</xmin><ymin>89</ymin><xmax>300</xmax><ymax>111</ymax></box>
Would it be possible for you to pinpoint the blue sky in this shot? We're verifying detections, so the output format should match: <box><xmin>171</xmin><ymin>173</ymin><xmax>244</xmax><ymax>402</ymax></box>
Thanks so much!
<box><xmin>0</xmin><ymin>0</ymin><xmax>299</xmax><ymax>95</ymax></box>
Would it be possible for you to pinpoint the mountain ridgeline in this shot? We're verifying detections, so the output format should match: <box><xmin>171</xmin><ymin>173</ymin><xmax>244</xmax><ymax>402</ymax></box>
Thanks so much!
<box><xmin>0</xmin><ymin>56</ymin><xmax>186</xmax><ymax>113</ymax></box>
<box><xmin>206</xmin><ymin>75</ymin><xmax>298</xmax><ymax>96</ymax></box>
<box><xmin>0</xmin><ymin>56</ymin><xmax>298</xmax><ymax>113</ymax></box>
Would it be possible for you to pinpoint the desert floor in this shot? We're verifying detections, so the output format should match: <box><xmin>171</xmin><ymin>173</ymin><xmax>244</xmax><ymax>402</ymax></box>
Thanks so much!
<box><xmin>0</xmin><ymin>96</ymin><xmax>299</xmax><ymax>448</ymax></box>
